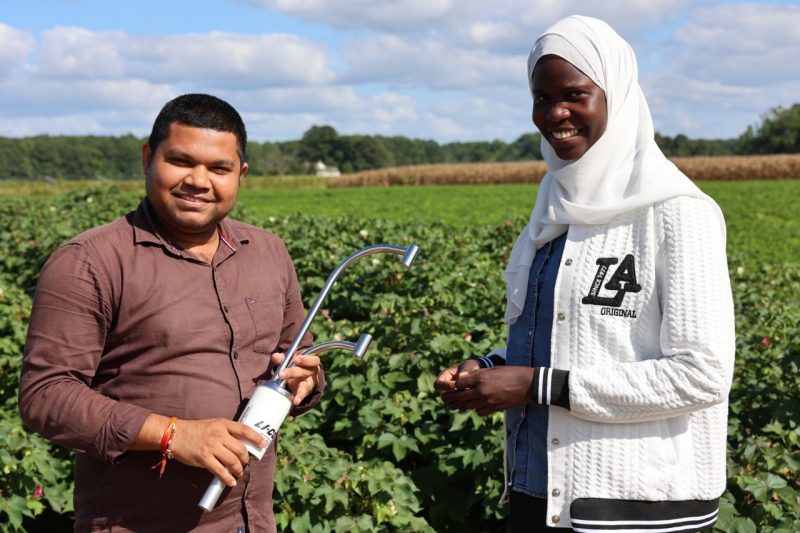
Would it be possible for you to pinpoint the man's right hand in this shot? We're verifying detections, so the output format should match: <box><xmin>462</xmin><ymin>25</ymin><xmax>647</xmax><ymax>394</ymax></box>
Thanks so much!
<box><xmin>170</xmin><ymin>419</ymin><xmax>266</xmax><ymax>487</ymax></box>
<box><xmin>131</xmin><ymin>414</ymin><xmax>265</xmax><ymax>487</ymax></box>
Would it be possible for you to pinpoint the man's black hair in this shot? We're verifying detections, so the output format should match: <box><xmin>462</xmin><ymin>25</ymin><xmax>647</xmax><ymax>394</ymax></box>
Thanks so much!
<box><xmin>148</xmin><ymin>93</ymin><xmax>247</xmax><ymax>164</ymax></box>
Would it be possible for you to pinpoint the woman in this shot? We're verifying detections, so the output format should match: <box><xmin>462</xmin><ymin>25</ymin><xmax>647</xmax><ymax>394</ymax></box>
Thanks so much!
<box><xmin>435</xmin><ymin>15</ymin><xmax>734</xmax><ymax>532</ymax></box>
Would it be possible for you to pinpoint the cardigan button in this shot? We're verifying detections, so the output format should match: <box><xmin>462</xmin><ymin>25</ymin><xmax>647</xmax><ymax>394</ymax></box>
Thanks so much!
<box><xmin>552</xmin><ymin>516</ymin><xmax>560</xmax><ymax>524</ymax></box>
<box><xmin>552</xmin><ymin>438</ymin><xmax>560</xmax><ymax>445</ymax></box>
<box><xmin>565</xmin><ymin>259</ymin><xmax>573</xmax><ymax>266</ymax></box>
<box><xmin>552</xmin><ymin>488</ymin><xmax>561</xmax><ymax>497</ymax></box>
<box><xmin>557</xmin><ymin>312</ymin><xmax>565</xmax><ymax>321</ymax></box>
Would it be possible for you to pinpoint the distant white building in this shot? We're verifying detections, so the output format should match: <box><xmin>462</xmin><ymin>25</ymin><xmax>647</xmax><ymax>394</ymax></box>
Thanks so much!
<box><xmin>314</xmin><ymin>160</ymin><xmax>341</xmax><ymax>178</ymax></box>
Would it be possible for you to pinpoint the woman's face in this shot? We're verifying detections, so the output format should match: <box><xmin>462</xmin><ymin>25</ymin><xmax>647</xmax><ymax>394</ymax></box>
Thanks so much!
<box><xmin>531</xmin><ymin>55</ymin><xmax>607</xmax><ymax>160</ymax></box>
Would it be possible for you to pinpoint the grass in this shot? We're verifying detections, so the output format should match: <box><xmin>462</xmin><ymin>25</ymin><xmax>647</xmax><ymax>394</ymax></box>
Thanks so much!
<box><xmin>0</xmin><ymin>178</ymin><xmax>144</xmax><ymax>197</ymax></box>
<box><xmin>238</xmin><ymin>184</ymin><xmax>534</xmax><ymax>226</ymax></box>
<box><xmin>0</xmin><ymin>174</ymin><xmax>325</xmax><ymax>197</ymax></box>
<box><xmin>238</xmin><ymin>180</ymin><xmax>800</xmax><ymax>266</ymax></box>
<box><xmin>4</xmin><ymin>177</ymin><xmax>798</xmax><ymax>265</ymax></box>
<box><xmin>240</xmin><ymin>175</ymin><xmax>328</xmax><ymax>190</ymax></box>
<box><xmin>239</xmin><ymin>180</ymin><xmax>798</xmax><ymax>223</ymax></box>
<box><xmin>699</xmin><ymin>180</ymin><xmax>800</xmax><ymax>265</ymax></box>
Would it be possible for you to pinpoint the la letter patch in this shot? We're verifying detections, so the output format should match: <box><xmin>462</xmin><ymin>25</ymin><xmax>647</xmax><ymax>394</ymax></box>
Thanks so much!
<box><xmin>582</xmin><ymin>254</ymin><xmax>641</xmax><ymax>316</ymax></box>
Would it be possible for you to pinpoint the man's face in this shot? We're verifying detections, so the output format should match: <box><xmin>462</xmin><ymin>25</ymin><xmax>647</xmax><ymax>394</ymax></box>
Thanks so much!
<box><xmin>143</xmin><ymin>122</ymin><xmax>248</xmax><ymax>243</ymax></box>
<box><xmin>531</xmin><ymin>55</ymin><xmax>607</xmax><ymax>161</ymax></box>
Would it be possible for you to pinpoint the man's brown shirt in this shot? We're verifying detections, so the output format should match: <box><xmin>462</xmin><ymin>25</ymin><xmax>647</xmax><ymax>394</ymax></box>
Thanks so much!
<box><xmin>19</xmin><ymin>199</ymin><xmax>322</xmax><ymax>532</ymax></box>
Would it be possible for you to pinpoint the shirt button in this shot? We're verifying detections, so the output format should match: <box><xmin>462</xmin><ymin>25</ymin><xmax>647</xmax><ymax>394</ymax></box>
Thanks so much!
<box><xmin>552</xmin><ymin>438</ymin><xmax>560</xmax><ymax>445</ymax></box>
<box><xmin>233</xmin><ymin>351</ymin><xmax>239</xmax><ymax>360</ymax></box>
<box><xmin>552</xmin><ymin>488</ymin><xmax>561</xmax><ymax>497</ymax></box>
<box><xmin>223</xmin><ymin>305</ymin><xmax>230</xmax><ymax>313</ymax></box>
<box><xmin>565</xmin><ymin>259</ymin><xmax>573</xmax><ymax>266</ymax></box>
<box><xmin>557</xmin><ymin>312</ymin><xmax>565</xmax><ymax>321</ymax></box>
<box><xmin>552</xmin><ymin>516</ymin><xmax>560</xmax><ymax>524</ymax></box>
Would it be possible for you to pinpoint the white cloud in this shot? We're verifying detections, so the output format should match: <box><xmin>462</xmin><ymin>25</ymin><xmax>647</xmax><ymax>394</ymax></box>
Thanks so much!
<box><xmin>0</xmin><ymin>2</ymin><xmax>797</xmax><ymax>143</ymax></box>
<box><xmin>643</xmin><ymin>71</ymin><xmax>757</xmax><ymax>137</ymax></box>
<box><xmin>226</xmin><ymin>84</ymin><xmax>526</xmax><ymax>143</ymax></box>
<box><xmin>642</xmin><ymin>3</ymin><xmax>800</xmax><ymax>138</ymax></box>
<box><xmin>449</xmin><ymin>0</ymin><xmax>694</xmax><ymax>53</ymax></box>
<box><xmin>204</xmin><ymin>87</ymin><xmax>420</xmax><ymax>140</ymax></box>
<box><xmin>341</xmin><ymin>34</ymin><xmax>524</xmax><ymax>88</ymax></box>
<box><xmin>464</xmin><ymin>21</ymin><xmax>526</xmax><ymax>51</ymax></box>
<box><xmin>1</xmin><ymin>108</ymin><xmax>158</xmax><ymax>138</ymax></box>
<box><xmin>645</xmin><ymin>70</ymin><xmax>800</xmax><ymax>138</ymax></box>
<box><xmin>237</xmin><ymin>111</ymin><xmax>326</xmax><ymax>141</ymax></box>
<box><xmin>0</xmin><ymin>78</ymin><xmax>175</xmax><ymax>116</ymax></box>
<box><xmin>673</xmin><ymin>4</ymin><xmax>800</xmax><ymax>87</ymax></box>
<box><xmin>370</xmin><ymin>93</ymin><xmax>419</xmax><ymax>124</ymax></box>
<box><xmin>35</xmin><ymin>27</ymin><xmax>333</xmax><ymax>87</ymax></box>
<box><xmin>36</xmin><ymin>27</ymin><xmax>128</xmax><ymax>79</ymax></box>
<box><xmin>420</xmin><ymin>87</ymin><xmax>533</xmax><ymax>141</ymax></box>
<box><xmin>0</xmin><ymin>23</ymin><xmax>35</xmax><ymax>78</ymax></box>
<box><xmin>244</xmin><ymin>0</ymin><xmax>692</xmax><ymax>50</ymax></box>
<box><xmin>0</xmin><ymin>24</ymin><xmax>336</xmax><ymax>138</ymax></box>
<box><xmin>240</xmin><ymin>0</ymin><xmax>456</xmax><ymax>32</ymax></box>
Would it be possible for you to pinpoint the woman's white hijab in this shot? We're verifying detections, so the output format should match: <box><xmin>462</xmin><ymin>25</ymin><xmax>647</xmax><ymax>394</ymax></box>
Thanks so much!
<box><xmin>504</xmin><ymin>15</ymin><xmax>724</xmax><ymax>325</ymax></box>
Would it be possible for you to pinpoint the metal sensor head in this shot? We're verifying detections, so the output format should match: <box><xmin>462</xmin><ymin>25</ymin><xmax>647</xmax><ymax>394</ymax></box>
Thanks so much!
<box><xmin>198</xmin><ymin>478</ymin><xmax>225</xmax><ymax>511</ymax></box>
<box><xmin>401</xmin><ymin>244</ymin><xmax>420</xmax><ymax>268</ymax></box>
<box><xmin>354</xmin><ymin>334</ymin><xmax>372</xmax><ymax>359</ymax></box>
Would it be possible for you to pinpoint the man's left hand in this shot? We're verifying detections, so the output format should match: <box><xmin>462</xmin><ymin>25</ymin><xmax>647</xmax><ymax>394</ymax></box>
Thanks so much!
<box><xmin>270</xmin><ymin>352</ymin><xmax>322</xmax><ymax>406</ymax></box>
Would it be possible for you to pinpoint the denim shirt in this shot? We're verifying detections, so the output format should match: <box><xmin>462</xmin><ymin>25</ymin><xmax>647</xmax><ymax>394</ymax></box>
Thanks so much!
<box><xmin>505</xmin><ymin>232</ymin><xmax>566</xmax><ymax>498</ymax></box>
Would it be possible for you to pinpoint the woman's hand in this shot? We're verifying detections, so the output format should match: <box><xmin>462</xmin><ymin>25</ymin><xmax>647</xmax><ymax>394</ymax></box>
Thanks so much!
<box><xmin>434</xmin><ymin>359</ymin><xmax>481</xmax><ymax>393</ymax></box>
<box><xmin>441</xmin><ymin>366</ymin><xmax>536</xmax><ymax>416</ymax></box>
<box><xmin>270</xmin><ymin>352</ymin><xmax>322</xmax><ymax>406</ymax></box>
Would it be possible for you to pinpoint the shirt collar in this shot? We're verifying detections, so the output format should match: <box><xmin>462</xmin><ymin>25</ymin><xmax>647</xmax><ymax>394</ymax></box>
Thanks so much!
<box><xmin>131</xmin><ymin>198</ymin><xmax>248</xmax><ymax>257</ymax></box>
<box><xmin>217</xmin><ymin>216</ymin><xmax>247</xmax><ymax>251</ymax></box>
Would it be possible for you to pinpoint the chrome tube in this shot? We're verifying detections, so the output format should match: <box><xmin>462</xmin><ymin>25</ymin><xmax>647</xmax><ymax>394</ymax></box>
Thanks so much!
<box><xmin>200</xmin><ymin>243</ymin><xmax>419</xmax><ymax>512</ymax></box>
<box><xmin>272</xmin><ymin>244</ymin><xmax>419</xmax><ymax>388</ymax></box>
<box><xmin>199</xmin><ymin>478</ymin><xmax>226</xmax><ymax>512</ymax></box>
<box><xmin>302</xmin><ymin>334</ymin><xmax>373</xmax><ymax>360</ymax></box>
<box><xmin>198</xmin><ymin>334</ymin><xmax>371</xmax><ymax>512</ymax></box>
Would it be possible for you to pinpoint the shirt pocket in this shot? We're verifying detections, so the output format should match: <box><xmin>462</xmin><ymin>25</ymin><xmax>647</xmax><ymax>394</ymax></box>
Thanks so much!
<box><xmin>245</xmin><ymin>293</ymin><xmax>285</xmax><ymax>354</ymax></box>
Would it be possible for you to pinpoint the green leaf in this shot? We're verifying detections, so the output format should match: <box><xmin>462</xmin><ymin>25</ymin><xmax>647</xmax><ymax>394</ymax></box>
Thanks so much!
<box><xmin>742</xmin><ymin>477</ymin><xmax>768</xmax><ymax>503</ymax></box>
<box><xmin>729</xmin><ymin>517</ymin><xmax>758</xmax><ymax>533</ymax></box>
<box><xmin>391</xmin><ymin>440</ymin><xmax>407</xmax><ymax>461</ymax></box>
<box><xmin>4</xmin><ymin>506</ymin><xmax>23</xmax><ymax>532</ymax></box>
<box><xmin>765</xmin><ymin>473</ymin><xmax>788</xmax><ymax>490</ymax></box>
<box><xmin>376</xmin><ymin>432</ymin><xmax>396</xmax><ymax>449</ymax></box>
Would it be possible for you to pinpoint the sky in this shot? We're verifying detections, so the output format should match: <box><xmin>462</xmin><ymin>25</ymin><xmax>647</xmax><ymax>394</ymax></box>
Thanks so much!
<box><xmin>1</xmin><ymin>0</ymin><xmax>799</xmax><ymax>143</ymax></box>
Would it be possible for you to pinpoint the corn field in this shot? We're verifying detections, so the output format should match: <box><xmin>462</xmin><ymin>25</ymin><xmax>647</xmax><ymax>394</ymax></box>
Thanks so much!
<box><xmin>328</xmin><ymin>154</ymin><xmax>800</xmax><ymax>187</ymax></box>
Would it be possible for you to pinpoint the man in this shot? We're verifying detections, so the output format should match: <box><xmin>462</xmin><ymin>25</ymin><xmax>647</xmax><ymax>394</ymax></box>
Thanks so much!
<box><xmin>19</xmin><ymin>93</ymin><xmax>324</xmax><ymax>532</ymax></box>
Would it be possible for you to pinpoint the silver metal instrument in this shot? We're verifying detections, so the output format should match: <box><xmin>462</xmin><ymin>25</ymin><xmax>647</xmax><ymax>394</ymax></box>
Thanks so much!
<box><xmin>271</xmin><ymin>244</ymin><xmax>419</xmax><ymax>388</ymax></box>
<box><xmin>198</xmin><ymin>243</ymin><xmax>419</xmax><ymax>511</ymax></box>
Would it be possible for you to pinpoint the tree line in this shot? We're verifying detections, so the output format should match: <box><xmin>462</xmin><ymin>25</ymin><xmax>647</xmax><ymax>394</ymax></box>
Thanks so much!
<box><xmin>1</xmin><ymin>104</ymin><xmax>797</xmax><ymax>180</ymax></box>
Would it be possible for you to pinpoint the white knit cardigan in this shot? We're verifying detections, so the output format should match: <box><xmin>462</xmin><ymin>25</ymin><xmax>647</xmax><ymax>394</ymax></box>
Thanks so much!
<box><xmin>495</xmin><ymin>194</ymin><xmax>735</xmax><ymax>529</ymax></box>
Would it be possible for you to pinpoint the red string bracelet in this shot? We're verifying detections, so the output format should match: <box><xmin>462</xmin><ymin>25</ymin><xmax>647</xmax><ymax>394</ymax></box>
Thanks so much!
<box><xmin>151</xmin><ymin>416</ymin><xmax>177</xmax><ymax>479</ymax></box>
